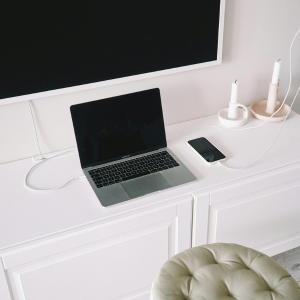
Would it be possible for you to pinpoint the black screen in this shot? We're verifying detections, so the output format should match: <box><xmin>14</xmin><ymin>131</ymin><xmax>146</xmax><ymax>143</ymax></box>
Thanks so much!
<box><xmin>188</xmin><ymin>137</ymin><xmax>225</xmax><ymax>162</ymax></box>
<box><xmin>70</xmin><ymin>88</ymin><xmax>167</xmax><ymax>168</ymax></box>
<box><xmin>0</xmin><ymin>0</ymin><xmax>221</xmax><ymax>100</ymax></box>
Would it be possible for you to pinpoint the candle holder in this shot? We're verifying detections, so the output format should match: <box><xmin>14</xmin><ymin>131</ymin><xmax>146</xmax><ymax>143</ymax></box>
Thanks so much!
<box><xmin>218</xmin><ymin>79</ymin><xmax>249</xmax><ymax>128</ymax></box>
<box><xmin>251</xmin><ymin>82</ymin><xmax>291</xmax><ymax>122</ymax></box>
<box><xmin>218</xmin><ymin>104</ymin><xmax>248</xmax><ymax>128</ymax></box>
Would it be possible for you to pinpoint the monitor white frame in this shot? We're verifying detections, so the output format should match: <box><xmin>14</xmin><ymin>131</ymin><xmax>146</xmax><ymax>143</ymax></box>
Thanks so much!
<box><xmin>0</xmin><ymin>0</ymin><xmax>226</xmax><ymax>106</ymax></box>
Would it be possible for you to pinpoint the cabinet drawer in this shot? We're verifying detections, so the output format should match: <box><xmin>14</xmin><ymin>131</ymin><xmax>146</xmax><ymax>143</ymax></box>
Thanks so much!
<box><xmin>208</xmin><ymin>180</ymin><xmax>300</xmax><ymax>252</ymax></box>
<box><xmin>210</xmin><ymin>165</ymin><xmax>300</xmax><ymax>205</ymax></box>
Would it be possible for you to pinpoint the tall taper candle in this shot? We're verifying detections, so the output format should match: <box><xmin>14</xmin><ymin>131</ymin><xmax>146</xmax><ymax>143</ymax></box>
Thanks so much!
<box><xmin>266</xmin><ymin>59</ymin><xmax>281</xmax><ymax>114</ymax></box>
<box><xmin>228</xmin><ymin>80</ymin><xmax>239</xmax><ymax>119</ymax></box>
<box><xmin>230</xmin><ymin>80</ymin><xmax>238</xmax><ymax>103</ymax></box>
<box><xmin>271</xmin><ymin>59</ymin><xmax>281</xmax><ymax>84</ymax></box>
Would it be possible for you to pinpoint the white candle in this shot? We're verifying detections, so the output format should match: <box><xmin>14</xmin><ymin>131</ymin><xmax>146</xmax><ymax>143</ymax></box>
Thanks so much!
<box><xmin>271</xmin><ymin>59</ymin><xmax>281</xmax><ymax>84</ymax></box>
<box><xmin>230</xmin><ymin>80</ymin><xmax>238</xmax><ymax>103</ymax></box>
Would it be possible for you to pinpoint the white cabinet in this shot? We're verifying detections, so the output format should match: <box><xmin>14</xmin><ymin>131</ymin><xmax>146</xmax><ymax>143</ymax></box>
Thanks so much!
<box><xmin>2</xmin><ymin>112</ymin><xmax>300</xmax><ymax>300</ymax></box>
<box><xmin>1</xmin><ymin>196</ymin><xmax>192</xmax><ymax>300</ymax></box>
<box><xmin>206</xmin><ymin>166</ymin><xmax>300</xmax><ymax>256</ymax></box>
<box><xmin>2</xmin><ymin>167</ymin><xmax>300</xmax><ymax>300</ymax></box>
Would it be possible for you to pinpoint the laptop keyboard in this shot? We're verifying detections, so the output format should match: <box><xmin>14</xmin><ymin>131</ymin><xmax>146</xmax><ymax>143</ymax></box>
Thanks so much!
<box><xmin>88</xmin><ymin>151</ymin><xmax>179</xmax><ymax>188</ymax></box>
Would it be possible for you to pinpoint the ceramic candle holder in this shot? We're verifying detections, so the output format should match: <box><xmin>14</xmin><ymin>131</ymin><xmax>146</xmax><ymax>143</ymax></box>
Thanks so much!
<box><xmin>251</xmin><ymin>81</ymin><xmax>291</xmax><ymax>122</ymax></box>
<box><xmin>218</xmin><ymin>103</ymin><xmax>248</xmax><ymax>128</ymax></box>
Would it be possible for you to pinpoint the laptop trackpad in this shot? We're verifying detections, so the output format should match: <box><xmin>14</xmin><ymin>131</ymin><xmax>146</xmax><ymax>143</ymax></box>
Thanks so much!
<box><xmin>122</xmin><ymin>173</ymin><xmax>172</xmax><ymax>199</ymax></box>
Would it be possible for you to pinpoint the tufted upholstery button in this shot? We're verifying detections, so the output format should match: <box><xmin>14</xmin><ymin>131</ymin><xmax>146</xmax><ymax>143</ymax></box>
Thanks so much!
<box><xmin>152</xmin><ymin>243</ymin><xmax>300</xmax><ymax>300</ymax></box>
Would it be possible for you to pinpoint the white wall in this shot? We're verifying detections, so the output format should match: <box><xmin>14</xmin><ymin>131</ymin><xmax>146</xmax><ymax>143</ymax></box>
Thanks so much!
<box><xmin>1</xmin><ymin>0</ymin><xmax>300</xmax><ymax>165</ymax></box>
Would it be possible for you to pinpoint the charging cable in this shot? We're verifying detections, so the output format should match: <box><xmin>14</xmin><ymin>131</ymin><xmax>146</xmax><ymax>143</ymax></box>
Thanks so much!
<box><xmin>169</xmin><ymin>27</ymin><xmax>300</xmax><ymax>170</ymax></box>
<box><xmin>219</xmin><ymin>27</ymin><xmax>300</xmax><ymax>169</ymax></box>
<box><xmin>28</xmin><ymin>98</ymin><xmax>46</xmax><ymax>160</ymax></box>
<box><xmin>25</xmin><ymin>27</ymin><xmax>300</xmax><ymax>191</ymax></box>
<box><xmin>219</xmin><ymin>86</ymin><xmax>300</xmax><ymax>169</ymax></box>
<box><xmin>25</xmin><ymin>100</ymin><xmax>86</xmax><ymax>192</ymax></box>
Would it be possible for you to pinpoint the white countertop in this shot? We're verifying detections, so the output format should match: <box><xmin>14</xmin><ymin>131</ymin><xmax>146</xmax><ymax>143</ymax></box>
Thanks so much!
<box><xmin>1</xmin><ymin>109</ymin><xmax>300</xmax><ymax>250</ymax></box>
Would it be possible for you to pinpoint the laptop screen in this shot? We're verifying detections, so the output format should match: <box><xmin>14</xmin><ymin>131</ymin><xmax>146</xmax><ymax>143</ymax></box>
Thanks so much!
<box><xmin>70</xmin><ymin>88</ymin><xmax>167</xmax><ymax>168</ymax></box>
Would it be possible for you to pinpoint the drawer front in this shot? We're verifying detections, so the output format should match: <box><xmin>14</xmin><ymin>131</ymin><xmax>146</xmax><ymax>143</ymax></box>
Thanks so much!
<box><xmin>208</xmin><ymin>180</ymin><xmax>300</xmax><ymax>253</ymax></box>
<box><xmin>210</xmin><ymin>165</ymin><xmax>300</xmax><ymax>205</ymax></box>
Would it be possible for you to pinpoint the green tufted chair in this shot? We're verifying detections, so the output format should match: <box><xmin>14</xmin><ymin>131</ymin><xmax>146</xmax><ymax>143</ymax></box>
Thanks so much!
<box><xmin>151</xmin><ymin>243</ymin><xmax>300</xmax><ymax>300</ymax></box>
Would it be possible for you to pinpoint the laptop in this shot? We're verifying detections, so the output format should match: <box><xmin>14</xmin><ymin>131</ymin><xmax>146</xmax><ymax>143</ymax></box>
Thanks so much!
<box><xmin>70</xmin><ymin>88</ymin><xmax>196</xmax><ymax>207</ymax></box>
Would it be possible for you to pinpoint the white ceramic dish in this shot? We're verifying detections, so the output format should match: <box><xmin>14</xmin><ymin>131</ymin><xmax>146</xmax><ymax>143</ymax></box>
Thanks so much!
<box><xmin>218</xmin><ymin>107</ymin><xmax>248</xmax><ymax>128</ymax></box>
<box><xmin>251</xmin><ymin>100</ymin><xmax>290</xmax><ymax>122</ymax></box>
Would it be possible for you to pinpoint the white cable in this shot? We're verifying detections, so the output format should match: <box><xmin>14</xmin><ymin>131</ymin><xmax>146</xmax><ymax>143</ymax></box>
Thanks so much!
<box><xmin>218</xmin><ymin>27</ymin><xmax>300</xmax><ymax>170</ymax></box>
<box><xmin>169</xmin><ymin>28</ymin><xmax>300</xmax><ymax>139</ymax></box>
<box><xmin>25</xmin><ymin>27</ymin><xmax>300</xmax><ymax>190</ymax></box>
<box><xmin>28</xmin><ymin>100</ymin><xmax>46</xmax><ymax>160</ymax></box>
<box><xmin>219</xmin><ymin>86</ymin><xmax>300</xmax><ymax>170</ymax></box>
<box><xmin>25</xmin><ymin>101</ymin><xmax>86</xmax><ymax>192</ymax></box>
<box><xmin>169</xmin><ymin>27</ymin><xmax>300</xmax><ymax>170</ymax></box>
<box><xmin>25</xmin><ymin>149</ymin><xmax>86</xmax><ymax>191</ymax></box>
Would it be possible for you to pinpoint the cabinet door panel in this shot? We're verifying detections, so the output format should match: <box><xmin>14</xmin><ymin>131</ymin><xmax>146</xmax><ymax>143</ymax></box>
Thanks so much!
<box><xmin>113</xmin><ymin>288</ymin><xmax>150</xmax><ymax>300</ymax></box>
<box><xmin>129</xmin><ymin>293</ymin><xmax>150</xmax><ymax>300</ymax></box>
<box><xmin>208</xmin><ymin>183</ymin><xmax>300</xmax><ymax>251</ymax></box>
<box><xmin>0</xmin><ymin>263</ymin><xmax>11</xmax><ymax>300</ymax></box>
<box><xmin>210</xmin><ymin>166</ymin><xmax>300</xmax><ymax>205</ymax></box>
<box><xmin>4</xmin><ymin>196</ymin><xmax>193</xmax><ymax>300</ymax></box>
<box><xmin>191</xmin><ymin>193</ymin><xmax>210</xmax><ymax>247</ymax></box>
<box><xmin>177</xmin><ymin>200</ymin><xmax>193</xmax><ymax>253</ymax></box>
<box><xmin>3</xmin><ymin>206</ymin><xmax>177</xmax><ymax>270</ymax></box>
<box><xmin>8</xmin><ymin>222</ymin><xmax>170</xmax><ymax>300</ymax></box>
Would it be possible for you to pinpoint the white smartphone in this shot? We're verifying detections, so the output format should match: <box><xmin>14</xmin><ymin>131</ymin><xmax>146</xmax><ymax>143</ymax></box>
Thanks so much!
<box><xmin>187</xmin><ymin>137</ymin><xmax>226</xmax><ymax>165</ymax></box>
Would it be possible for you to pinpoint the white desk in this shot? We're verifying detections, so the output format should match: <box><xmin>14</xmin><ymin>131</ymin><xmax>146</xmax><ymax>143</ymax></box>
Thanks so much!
<box><xmin>1</xmin><ymin>109</ymin><xmax>300</xmax><ymax>300</ymax></box>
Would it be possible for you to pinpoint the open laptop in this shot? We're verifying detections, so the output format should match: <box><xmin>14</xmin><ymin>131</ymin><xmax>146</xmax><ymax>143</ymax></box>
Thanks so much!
<box><xmin>70</xmin><ymin>88</ymin><xmax>196</xmax><ymax>207</ymax></box>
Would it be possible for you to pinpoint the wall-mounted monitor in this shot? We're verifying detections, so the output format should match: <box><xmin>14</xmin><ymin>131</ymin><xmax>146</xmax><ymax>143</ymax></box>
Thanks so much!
<box><xmin>0</xmin><ymin>0</ymin><xmax>226</xmax><ymax>105</ymax></box>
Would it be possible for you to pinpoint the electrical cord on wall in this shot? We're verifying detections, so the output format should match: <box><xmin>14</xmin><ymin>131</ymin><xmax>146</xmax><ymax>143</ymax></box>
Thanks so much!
<box><xmin>28</xmin><ymin>100</ymin><xmax>46</xmax><ymax>160</ymax></box>
<box><xmin>169</xmin><ymin>27</ymin><xmax>300</xmax><ymax>170</ymax></box>
<box><xmin>218</xmin><ymin>27</ymin><xmax>300</xmax><ymax>169</ymax></box>
<box><xmin>25</xmin><ymin>100</ymin><xmax>86</xmax><ymax>192</ymax></box>
<box><xmin>25</xmin><ymin>27</ymin><xmax>300</xmax><ymax>191</ymax></box>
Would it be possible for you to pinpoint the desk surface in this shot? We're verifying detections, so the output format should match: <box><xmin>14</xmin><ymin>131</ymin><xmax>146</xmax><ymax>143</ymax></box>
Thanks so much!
<box><xmin>1</xmin><ymin>109</ymin><xmax>300</xmax><ymax>251</ymax></box>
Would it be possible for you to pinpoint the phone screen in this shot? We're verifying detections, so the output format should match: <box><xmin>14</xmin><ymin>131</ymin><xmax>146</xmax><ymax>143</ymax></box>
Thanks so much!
<box><xmin>188</xmin><ymin>137</ymin><xmax>225</xmax><ymax>162</ymax></box>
